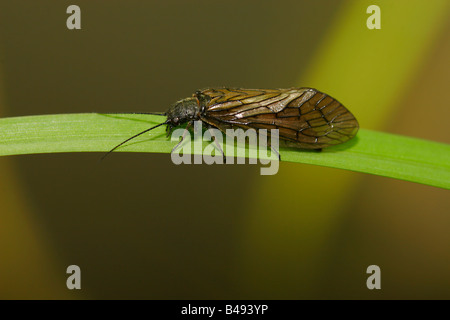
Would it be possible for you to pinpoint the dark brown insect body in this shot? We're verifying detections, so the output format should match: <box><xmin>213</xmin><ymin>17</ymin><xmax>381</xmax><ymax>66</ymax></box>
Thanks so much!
<box><xmin>166</xmin><ymin>87</ymin><xmax>358</xmax><ymax>148</ymax></box>
<box><xmin>104</xmin><ymin>88</ymin><xmax>359</xmax><ymax>158</ymax></box>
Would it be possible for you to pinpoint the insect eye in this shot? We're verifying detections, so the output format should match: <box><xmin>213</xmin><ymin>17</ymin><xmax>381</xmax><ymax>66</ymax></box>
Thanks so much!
<box><xmin>173</xmin><ymin>117</ymin><xmax>179</xmax><ymax>124</ymax></box>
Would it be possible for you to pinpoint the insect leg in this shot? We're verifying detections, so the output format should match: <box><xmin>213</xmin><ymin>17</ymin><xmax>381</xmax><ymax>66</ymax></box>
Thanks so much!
<box><xmin>171</xmin><ymin>121</ymin><xmax>193</xmax><ymax>153</ymax></box>
<box><xmin>213</xmin><ymin>133</ymin><xmax>226</xmax><ymax>164</ymax></box>
<box><xmin>204</xmin><ymin>124</ymin><xmax>226</xmax><ymax>164</ymax></box>
<box><xmin>271</xmin><ymin>145</ymin><xmax>281</xmax><ymax>161</ymax></box>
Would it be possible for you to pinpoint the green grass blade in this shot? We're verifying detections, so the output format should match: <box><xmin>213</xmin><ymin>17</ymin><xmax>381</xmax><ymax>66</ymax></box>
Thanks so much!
<box><xmin>0</xmin><ymin>113</ymin><xmax>449</xmax><ymax>189</ymax></box>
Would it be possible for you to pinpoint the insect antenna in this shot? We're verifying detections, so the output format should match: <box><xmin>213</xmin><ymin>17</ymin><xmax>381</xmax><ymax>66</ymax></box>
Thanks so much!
<box><xmin>130</xmin><ymin>112</ymin><xmax>165</xmax><ymax>116</ymax></box>
<box><xmin>105</xmin><ymin>112</ymin><xmax>166</xmax><ymax>116</ymax></box>
<box><xmin>101</xmin><ymin>120</ymin><xmax>169</xmax><ymax>161</ymax></box>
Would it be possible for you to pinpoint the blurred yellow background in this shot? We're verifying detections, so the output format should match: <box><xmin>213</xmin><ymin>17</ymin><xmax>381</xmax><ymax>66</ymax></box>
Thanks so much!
<box><xmin>0</xmin><ymin>0</ymin><xmax>449</xmax><ymax>299</ymax></box>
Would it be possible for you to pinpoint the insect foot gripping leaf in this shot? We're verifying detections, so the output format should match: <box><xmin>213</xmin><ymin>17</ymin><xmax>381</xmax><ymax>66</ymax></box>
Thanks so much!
<box><xmin>168</xmin><ymin>120</ymin><xmax>282</xmax><ymax>175</ymax></box>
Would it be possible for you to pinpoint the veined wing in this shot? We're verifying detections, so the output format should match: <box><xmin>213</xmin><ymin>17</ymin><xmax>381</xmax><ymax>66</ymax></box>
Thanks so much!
<box><xmin>202</xmin><ymin>87</ymin><xmax>359</xmax><ymax>149</ymax></box>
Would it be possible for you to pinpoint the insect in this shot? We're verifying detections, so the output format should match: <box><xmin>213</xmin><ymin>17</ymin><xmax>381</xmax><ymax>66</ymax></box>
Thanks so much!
<box><xmin>103</xmin><ymin>87</ymin><xmax>359</xmax><ymax>159</ymax></box>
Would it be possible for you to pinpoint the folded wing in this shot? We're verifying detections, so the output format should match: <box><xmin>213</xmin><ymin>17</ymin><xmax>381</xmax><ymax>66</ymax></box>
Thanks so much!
<box><xmin>201</xmin><ymin>87</ymin><xmax>359</xmax><ymax>149</ymax></box>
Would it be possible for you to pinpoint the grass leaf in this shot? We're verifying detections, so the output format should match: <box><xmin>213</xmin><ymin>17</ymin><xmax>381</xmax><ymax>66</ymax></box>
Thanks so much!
<box><xmin>1</xmin><ymin>113</ymin><xmax>449</xmax><ymax>189</ymax></box>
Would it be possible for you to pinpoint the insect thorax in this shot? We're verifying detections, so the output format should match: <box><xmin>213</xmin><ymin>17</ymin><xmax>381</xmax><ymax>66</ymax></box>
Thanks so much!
<box><xmin>166</xmin><ymin>97</ymin><xmax>202</xmax><ymax>126</ymax></box>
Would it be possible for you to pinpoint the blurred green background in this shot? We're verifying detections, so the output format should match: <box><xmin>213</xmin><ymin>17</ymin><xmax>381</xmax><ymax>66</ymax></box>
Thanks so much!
<box><xmin>0</xmin><ymin>0</ymin><xmax>449</xmax><ymax>299</ymax></box>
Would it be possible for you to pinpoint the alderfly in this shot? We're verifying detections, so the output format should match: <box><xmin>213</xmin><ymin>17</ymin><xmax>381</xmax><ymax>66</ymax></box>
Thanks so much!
<box><xmin>102</xmin><ymin>88</ymin><xmax>359</xmax><ymax>159</ymax></box>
